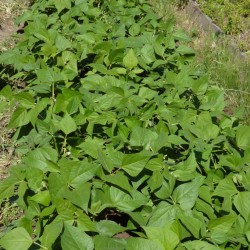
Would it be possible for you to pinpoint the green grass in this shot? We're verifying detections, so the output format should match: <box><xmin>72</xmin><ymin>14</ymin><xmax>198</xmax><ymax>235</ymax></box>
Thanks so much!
<box><xmin>149</xmin><ymin>0</ymin><xmax>250</xmax><ymax>124</ymax></box>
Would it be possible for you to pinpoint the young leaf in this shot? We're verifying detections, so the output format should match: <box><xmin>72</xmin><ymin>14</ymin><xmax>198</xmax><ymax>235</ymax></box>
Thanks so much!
<box><xmin>60</xmin><ymin>113</ymin><xmax>77</xmax><ymax>135</ymax></box>
<box><xmin>123</xmin><ymin>49</ymin><xmax>138</xmax><ymax>69</ymax></box>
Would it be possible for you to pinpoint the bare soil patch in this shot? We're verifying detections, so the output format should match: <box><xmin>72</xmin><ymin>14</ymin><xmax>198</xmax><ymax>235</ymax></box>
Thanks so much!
<box><xmin>0</xmin><ymin>18</ymin><xmax>17</xmax><ymax>43</ymax></box>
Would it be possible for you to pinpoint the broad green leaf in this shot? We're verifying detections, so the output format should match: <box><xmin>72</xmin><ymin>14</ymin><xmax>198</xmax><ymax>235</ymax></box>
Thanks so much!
<box><xmin>25</xmin><ymin>147</ymin><xmax>58</xmax><ymax>173</ymax></box>
<box><xmin>55</xmin><ymin>33</ymin><xmax>72</xmax><ymax>51</ymax></box>
<box><xmin>176</xmin><ymin>45</ymin><xmax>195</xmax><ymax>55</ymax></box>
<box><xmin>123</xmin><ymin>49</ymin><xmax>138</xmax><ymax>69</ymax></box>
<box><xmin>60</xmin><ymin>113</ymin><xmax>77</xmax><ymax>135</ymax></box>
<box><xmin>143</xmin><ymin>225</ymin><xmax>179</xmax><ymax>250</ymax></box>
<box><xmin>178</xmin><ymin>211</ymin><xmax>204</xmax><ymax>239</ymax></box>
<box><xmin>122</xmin><ymin>152</ymin><xmax>151</xmax><ymax>177</ymax></box>
<box><xmin>40</xmin><ymin>220</ymin><xmax>63</xmax><ymax>249</ymax></box>
<box><xmin>0</xmin><ymin>178</ymin><xmax>16</xmax><ymax>200</ymax></box>
<box><xmin>96</xmin><ymin>220</ymin><xmax>125</xmax><ymax>237</ymax></box>
<box><xmin>64</xmin><ymin>183</ymin><xmax>91</xmax><ymax>212</ymax></box>
<box><xmin>36</xmin><ymin>68</ymin><xmax>63</xmax><ymax>83</ymax></box>
<box><xmin>172</xmin><ymin>175</ymin><xmax>205</xmax><ymax>210</ymax></box>
<box><xmin>200</xmin><ymin>89</ymin><xmax>225</xmax><ymax>111</ymax></box>
<box><xmin>0</xmin><ymin>228</ymin><xmax>32</xmax><ymax>250</ymax></box>
<box><xmin>109</xmin><ymin>186</ymin><xmax>148</xmax><ymax>212</ymax></box>
<box><xmin>213</xmin><ymin>177</ymin><xmax>238</xmax><ymax>197</ymax></box>
<box><xmin>183</xmin><ymin>240</ymin><xmax>221</xmax><ymax>250</ymax></box>
<box><xmin>102</xmin><ymin>172</ymin><xmax>132</xmax><ymax>193</ymax></box>
<box><xmin>130</xmin><ymin>126</ymin><xmax>158</xmax><ymax>148</ymax></box>
<box><xmin>93</xmin><ymin>236</ymin><xmax>126</xmax><ymax>250</ymax></box>
<box><xmin>77</xmin><ymin>213</ymin><xmax>97</xmax><ymax>232</ymax></box>
<box><xmin>236</xmin><ymin>126</ymin><xmax>250</xmax><ymax>150</ymax></box>
<box><xmin>60</xmin><ymin>159</ymin><xmax>97</xmax><ymax>187</ymax></box>
<box><xmin>173</xmin><ymin>29</ymin><xmax>191</xmax><ymax>42</ymax></box>
<box><xmin>141</xmin><ymin>44</ymin><xmax>156</xmax><ymax>64</ymax></box>
<box><xmin>30</xmin><ymin>190</ymin><xmax>51</xmax><ymax>206</ymax></box>
<box><xmin>14</xmin><ymin>92</ymin><xmax>35</xmax><ymax>109</ymax></box>
<box><xmin>147</xmin><ymin>202</ymin><xmax>176</xmax><ymax>227</ymax></box>
<box><xmin>129</xmin><ymin>23</ymin><xmax>141</xmax><ymax>36</ymax></box>
<box><xmin>172</xmin><ymin>152</ymin><xmax>197</xmax><ymax>181</ymax></box>
<box><xmin>98</xmin><ymin>149</ymin><xmax>114</xmax><ymax>173</ymax></box>
<box><xmin>8</xmin><ymin>107</ymin><xmax>30</xmax><ymax>128</ymax></box>
<box><xmin>233</xmin><ymin>192</ymin><xmax>250</xmax><ymax>220</ymax></box>
<box><xmin>54</xmin><ymin>0</ymin><xmax>71</xmax><ymax>12</ymax></box>
<box><xmin>126</xmin><ymin>238</ymin><xmax>163</xmax><ymax>250</ymax></box>
<box><xmin>61</xmin><ymin>223</ymin><xmax>94</xmax><ymax>250</ymax></box>
<box><xmin>208</xmin><ymin>214</ymin><xmax>237</xmax><ymax>244</ymax></box>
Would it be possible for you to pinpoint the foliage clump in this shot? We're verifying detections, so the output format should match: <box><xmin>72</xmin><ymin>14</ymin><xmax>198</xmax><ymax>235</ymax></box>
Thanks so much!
<box><xmin>0</xmin><ymin>0</ymin><xmax>250</xmax><ymax>249</ymax></box>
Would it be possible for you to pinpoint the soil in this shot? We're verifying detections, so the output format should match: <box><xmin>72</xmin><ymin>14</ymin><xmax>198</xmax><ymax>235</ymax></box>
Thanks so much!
<box><xmin>0</xmin><ymin>18</ymin><xmax>17</xmax><ymax>43</ymax></box>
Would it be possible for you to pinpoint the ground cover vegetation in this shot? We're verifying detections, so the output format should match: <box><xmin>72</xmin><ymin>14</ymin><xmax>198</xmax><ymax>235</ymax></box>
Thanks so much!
<box><xmin>196</xmin><ymin>0</ymin><xmax>250</xmax><ymax>53</ymax></box>
<box><xmin>150</xmin><ymin>0</ymin><xmax>250</xmax><ymax>125</ymax></box>
<box><xmin>0</xmin><ymin>0</ymin><xmax>250</xmax><ymax>249</ymax></box>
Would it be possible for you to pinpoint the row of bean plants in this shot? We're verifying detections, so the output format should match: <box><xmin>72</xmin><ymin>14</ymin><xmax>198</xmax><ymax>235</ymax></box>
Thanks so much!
<box><xmin>0</xmin><ymin>0</ymin><xmax>250</xmax><ymax>249</ymax></box>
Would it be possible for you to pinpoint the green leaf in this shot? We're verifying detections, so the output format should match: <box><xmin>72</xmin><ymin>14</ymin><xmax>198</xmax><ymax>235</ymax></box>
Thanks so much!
<box><xmin>173</xmin><ymin>29</ymin><xmax>191</xmax><ymax>42</ymax></box>
<box><xmin>122</xmin><ymin>152</ymin><xmax>151</xmax><ymax>177</ymax></box>
<box><xmin>213</xmin><ymin>177</ymin><xmax>238</xmax><ymax>197</ymax></box>
<box><xmin>129</xmin><ymin>23</ymin><xmax>141</xmax><ymax>36</ymax></box>
<box><xmin>54</xmin><ymin>0</ymin><xmax>71</xmax><ymax>12</ymax></box>
<box><xmin>123</xmin><ymin>49</ymin><xmax>138</xmax><ymax>69</ymax></box>
<box><xmin>130</xmin><ymin>126</ymin><xmax>158</xmax><ymax>148</ymax></box>
<box><xmin>40</xmin><ymin>220</ymin><xmax>63</xmax><ymax>249</ymax></box>
<box><xmin>236</xmin><ymin>126</ymin><xmax>250</xmax><ymax>150</ymax></box>
<box><xmin>208</xmin><ymin>214</ymin><xmax>237</xmax><ymax>244</ymax></box>
<box><xmin>30</xmin><ymin>190</ymin><xmax>51</xmax><ymax>206</ymax></box>
<box><xmin>147</xmin><ymin>202</ymin><xmax>176</xmax><ymax>227</ymax></box>
<box><xmin>64</xmin><ymin>183</ymin><xmax>91</xmax><ymax>212</ymax></box>
<box><xmin>141</xmin><ymin>44</ymin><xmax>156</xmax><ymax>64</ymax></box>
<box><xmin>172</xmin><ymin>175</ymin><xmax>205</xmax><ymax>210</ymax></box>
<box><xmin>109</xmin><ymin>186</ymin><xmax>148</xmax><ymax>212</ymax></box>
<box><xmin>102</xmin><ymin>172</ymin><xmax>132</xmax><ymax>193</ymax></box>
<box><xmin>0</xmin><ymin>228</ymin><xmax>32</xmax><ymax>250</ymax></box>
<box><xmin>8</xmin><ymin>107</ymin><xmax>30</xmax><ymax>128</ymax></box>
<box><xmin>0</xmin><ymin>178</ymin><xmax>16</xmax><ymax>200</ymax></box>
<box><xmin>126</xmin><ymin>238</ymin><xmax>163</xmax><ymax>250</ymax></box>
<box><xmin>14</xmin><ymin>92</ymin><xmax>35</xmax><ymax>109</ymax></box>
<box><xmin>178</xmin><ymin>211</ymin><xmax>204</xmax><ymax>239</ymax></box>
<box><xmin>175</xmin><ymin>45</ymin><xmax>195</xmax><ymax>55</ymax></box>
<box><xmin>93</xmin><ymin>236</ymin><xmax>126</xmax><ymax>250</ymax></box>
<box><xmin>143</xmin><ymin>225</ymin><xmax>179</xmax><ymax>250</ymax></box>
<box><xmin>55</xmin><ymin>33</ymin><xmax>72</xmax><ymax>51</ymax></box>
<box><xmin>233</xmin><ymin>192</ymin><xmax>250</xmax><ymax>220</ymax></box>
<box><xmin>98</xmin><ymin>149</ymin><xmax>114</xmax><ymax>173</ymax></box>
<box><xmin>60</xmin><ymin>113</ymin><xmax>77</xmax><ymax>135</ymax></box>
<box><xmin>183</xmin><ymin>240</ymin><xmax>221</xmax><ymax>250</ymax></box>
<box><xmin>61</xmin><ymin>223</ymin><xmax>94</xmax><ymax>250</ymax></box>
<box><xmin>96</xmin><ymin>220</ymin><xmax>125</xmax><ymax>237</ymax></box>
<box><xmin>25</xmin><ymin>147</ymin><xmax>58</xmax><ymax>173</ymax></box>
